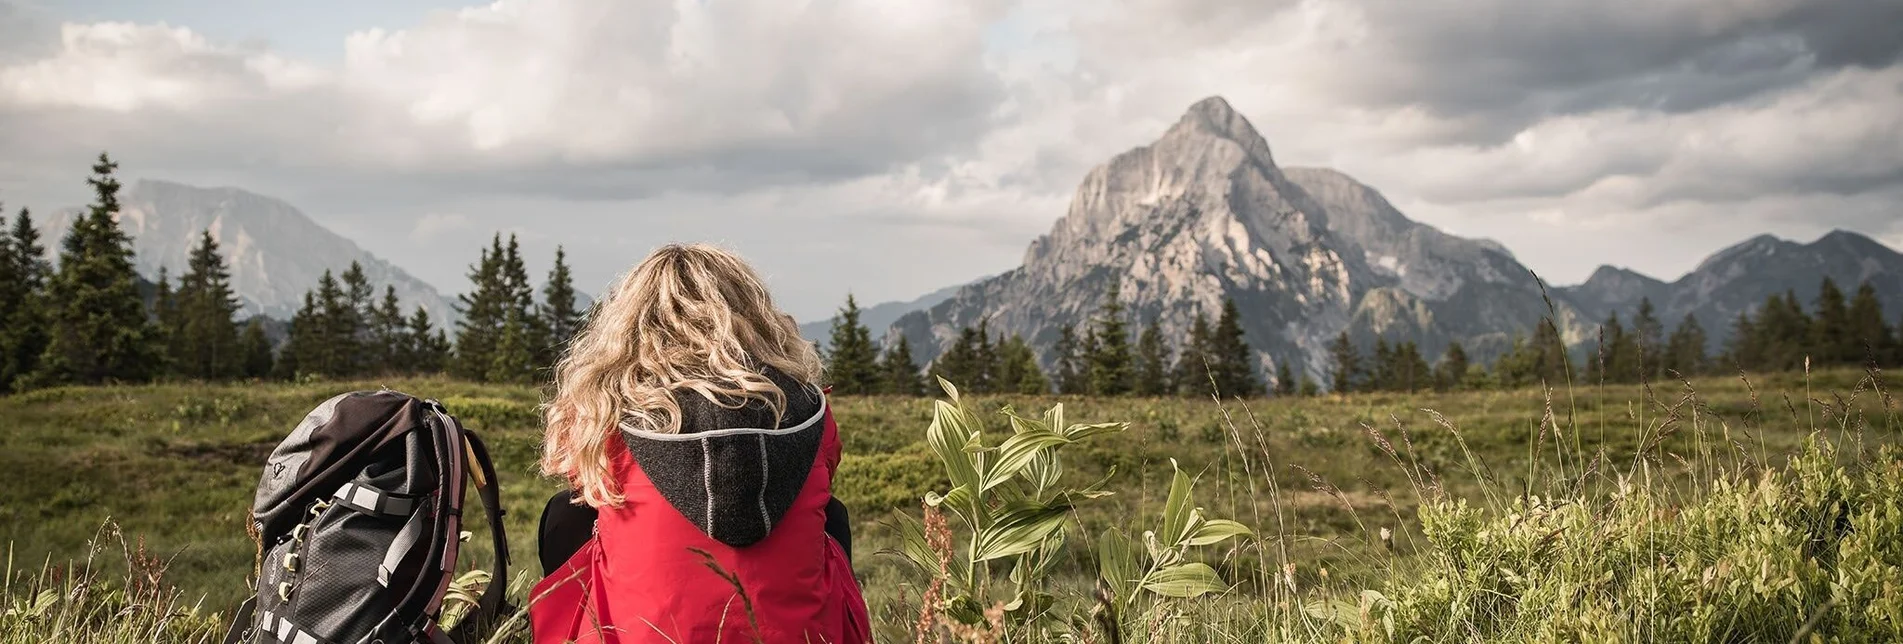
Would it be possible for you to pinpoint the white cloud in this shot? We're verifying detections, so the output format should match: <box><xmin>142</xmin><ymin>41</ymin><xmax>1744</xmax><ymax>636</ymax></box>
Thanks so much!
<box><xmin>0</xmin><ymin>0</ymin><xmax>1898</xmax><ymax>315</ymax></box>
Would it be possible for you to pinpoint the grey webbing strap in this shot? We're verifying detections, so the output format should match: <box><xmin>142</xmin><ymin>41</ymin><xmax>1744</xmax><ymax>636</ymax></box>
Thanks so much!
<box><xmin>379</xmin><ymin>503</ymin><xmax>431</xmax><ymax>587</ymax></box>
<box><xmin>255</xmin><ymin>609</ymin><xmax>338</xmax><ymax>644</ymax></box>
<box><xmin>332</xmin><ymin>481</ymin><xmax>417</xmax><ymax>518</ymax></box>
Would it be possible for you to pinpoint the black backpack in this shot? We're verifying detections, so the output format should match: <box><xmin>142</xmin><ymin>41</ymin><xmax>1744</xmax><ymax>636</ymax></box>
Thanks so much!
<box><xmin>222</xmin><ymin>390</ymin><xmax>513</xmax><ymax>644</ymax></box>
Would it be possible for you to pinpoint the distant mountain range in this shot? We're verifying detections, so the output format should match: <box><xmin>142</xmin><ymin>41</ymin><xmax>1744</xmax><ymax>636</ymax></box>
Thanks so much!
<box><xmin>29</xmin><ymin>104</ymin><xmax>1901</xmax><ymax>385</ymax></box>
<box><xmin>875</xmin><ymin>97</ymin><xmax>1903</xmax><ymax>386</ymax></box>
<box><xmin>798</xmin><ymin>281</ymin><xmax>969</xmax><ymax>351</ymax></box>
<box><xmin>43</xmin><ymin>180</ymin><xmax>458</xmax><ymax>324</ymax></box>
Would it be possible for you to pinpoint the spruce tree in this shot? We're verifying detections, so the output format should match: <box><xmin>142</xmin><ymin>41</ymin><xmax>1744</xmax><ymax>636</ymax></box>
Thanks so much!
<box><xmin>1754</xmin><ymin>291</ymin><xmax>1811</xmax><ymax>371</ymax></box>
<box><xmin>933</xmin><ymin>324</ymin><xmax>989</xmax><ymax>392</ymax></box>
<box><xmin>174</xmin><ymin>231</ymin><xmax>242</xmax><ymax>380</ymax></box>
<box><xmin>877</xmin><ymin>334</ymin><xmax>924</xmax><ymax>396</ymax></box>
<box><xmin>1633</xmin><ymin>298</ymin><xmax>1664</xmax><ymax>381</ymax></box>
<box><xmin>1297</xmin><ymin>374</ymin><xmax>1320</xmax><ymax>397</ymax></box>
<box><xmin>1812</xmin><ymin>277</ymin><xmax>1853</xmax><ymax>365</ymax></box>
<box><xmin>1173</xmin><ymin>313</ymin><xmax>1215</xmax><ymax>396</ymax></box>
<box><xmin>152</xmin><ymin>267</ymin><xmax>181</xmax><ymax>375</ymax></box>
<box><xmin>1370</xmin><ymin>338</ymin><xmax>1395</xmax><ymax>391</ymax></box>
<box><xmin>454</xmin><ymin>236</ymin><xmax>506</xmax><ymax>380</ymax></box>
<box><xmin>240</xmin><ymin>318</ymin><xmax>274</xmax><ymax>379</ymax></box>
<box><xmin>541</xmin><ymin>246</ymin><xmax>582</xmax><ymax>363</ymax></box>
<box><xmin>1725</xmin><ymin>310</ymin><xmax>1758</xmax><ymax>370</ymax></box>
<box><xmin>1208</xmin><ymin>298</ymin><xmax>1260</xmax><ymax>396</ymax></box>
<box><xmin>276</xmin><ymin>291</ymin><xmax>318</xmax><ymax>380</ymax></box>
<box><xmin>31</xmin><ymin>153</ymin><xmax>162</xmax><ymax>386</ymax></box>
<box><xmin>1395</xmin><ymin>341</ymin><xmax>1431</xmax><ymax>393</ymax></box>
<box><xmin>1593</xmin><ymin>313</ymin><xmax>1635</xmax><ymax>383</ymax></box>
<box><xmin>1326</xmin><ymin>331</ymin><xmax>1360</xmax><ymax>394</ymax></box>
<box><xmin>368</xmin><ymin>286</ymin><xmax>407</xmax><ymax>374</ymax></box>
<box><xmin>1052</xmin><ymin>325</ymin><xmax>1088</xmax><ymax>395</ymax></box>
<box><xmin>1845</xmin><ymin>281</ymin><xmax>1895</xmax><ymax>367</ymax></box>
<box><xmin>1134</xmin><ymin>319</ymin><xmax>1172</xmax><ymax>396</ymax></box>
<box><xmin>1086</xmin><ymin>284</ymin><xmax>1134</xmax><ymax>396</ymax></box>
<box><xmin>408</xmin><ymin>307</ymin><xmax>450</xmax><ymax>374</ymax></box>
<box><xmin>1435</xmin><ymin>341</ymin><xmax>1470</xmax><ymax>392</ymax></box>
<box><xmin>492</xmin><ymin>235</ymin><xmax>546</xmax><ymax>382</ymax></box>
<box><xmin>1</xmin><ymin>208</ymin><xmax>52</xmax><ymax>392</ymax></box>
<box><xmin>1273</xmin><ymin>361</ymin><xmax>1296</xmax><ymax>397</ymax></box>
<box><xmin>312</xmin><ymin>271</ymin><xmax>359</xmax><ymax>378</ymax></box>
<box><xmin>489</xmin><ymin>307</ymin><xmax>539</xmax><ymax>384</ymax></box>
<box><xmin>994</xmin><ymin>335</ymin><xmax>1050</xmax><ymax>395</ymax></box>
<box><xmin>823</xmin><ymin>294</ymin><xmax>881</xmax><ymax>395</ymax></box>
<box><xmin>1663</xmin><ymin>314</ymin><xmax>1708</xmax><ymax>377</ymax></box>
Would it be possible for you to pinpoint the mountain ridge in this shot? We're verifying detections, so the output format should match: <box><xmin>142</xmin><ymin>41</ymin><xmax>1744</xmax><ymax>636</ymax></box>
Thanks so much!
<box><xmin>42</xmin><ymin>179</ymin><xmax>458</xmax><ymax>325</ymax></box>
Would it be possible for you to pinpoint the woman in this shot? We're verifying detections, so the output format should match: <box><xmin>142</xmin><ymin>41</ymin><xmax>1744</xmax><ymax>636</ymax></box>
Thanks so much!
<box><xmin>530</xmin><ymin>244</ymin><xmax>870</xmax><ymax>644</ymax></box>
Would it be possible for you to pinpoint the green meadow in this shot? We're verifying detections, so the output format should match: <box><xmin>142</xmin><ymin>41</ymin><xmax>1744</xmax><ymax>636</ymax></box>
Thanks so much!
<box><xmin>2</xmin><ymin>368</ymin><xmax>1900</xmax><ymax>642</ymax></box>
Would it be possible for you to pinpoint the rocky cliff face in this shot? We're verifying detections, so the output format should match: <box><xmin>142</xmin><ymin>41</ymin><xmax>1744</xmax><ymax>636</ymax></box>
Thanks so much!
<box><xmin>890</xmin><ymin>97</ymin><xmax>1594</xmax><ymax>386</ymax></box>
<box><xmin>44</xmin><ymin>180</ymin><xmax>456</xmax><ymax>323</ymax></box>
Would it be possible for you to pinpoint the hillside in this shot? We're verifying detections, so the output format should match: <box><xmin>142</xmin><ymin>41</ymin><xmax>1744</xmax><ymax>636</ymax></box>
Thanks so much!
<box><xmin>42</xmin><ymin>180</ymin><xmax>457</xmax><ymax>323</ymax></box>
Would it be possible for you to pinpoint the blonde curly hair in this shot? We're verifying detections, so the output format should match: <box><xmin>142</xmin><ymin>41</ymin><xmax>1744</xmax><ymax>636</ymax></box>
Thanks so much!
<box><xmin>540</xmin><ymin>243</ymin><xmax>822</xmax><ymax>507</ymax></box>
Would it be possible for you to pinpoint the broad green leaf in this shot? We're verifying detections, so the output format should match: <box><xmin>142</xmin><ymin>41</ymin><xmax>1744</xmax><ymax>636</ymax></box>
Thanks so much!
<box><xmin>1140</xmin><ymin>562</ymin><xmax>1228</xmax><ymax>599</ymax></box>
<box><xmin>925</xmin><ymin>485</ymin><xmax>983</xmax><ymax>529</ymax></box>
<box><xmin>1185</xmin><ymin>518</ymin><xmax>1254</xmax><ymax>546</ymax></box>
<box><xmin>928</xmin><ymin>401</ymin><xmax>982</xmax><ymax>493</ymax></box>
<box><xmin>1160</xmin><ymin>458</ymin><xmax>1196</xmax><ymax>545</ymax></box>
<box><xmin>984</xmin><ymin>430</ymin><xmax>1072</xmax><ymax>491</ymax></box>
<box><xmin>1042</xmin><ymin>403</ymin><xmax>1065</xmax><ymax>444</ymax></box>
<box><xmin>973</xmin><ymin>502</ymin><xmax>1072</xmax><ymax>562</ymax></box>
<box><xmin>1006</xmin><ymin>409</ymin><xmax>1050</xmax><ymax>435</ymax></box>
<box><xmin>1064</xmin><ymin>421</ymin><xmax>1128</xmax><ymax>442</ymax></box>
<box><xmin>937</xmin><ymin>376</ymin><xmax>961</xmax><ymax>403</ymax></box>
<box><xmin>1097</xmin><ymin>528</ymin><xmax>1141</xmax><ymax>606</ymax></box>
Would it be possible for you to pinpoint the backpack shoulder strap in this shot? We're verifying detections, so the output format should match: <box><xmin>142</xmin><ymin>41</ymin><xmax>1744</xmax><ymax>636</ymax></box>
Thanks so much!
<box><xmin>220</xmin><ymin>596</ymin><xmax>257</xmax><ymax>644</ymax></box>
<box><xmin>448</xmin><ymin>428</ymin><xmax>516</xmax><ymax>644</ymax></box>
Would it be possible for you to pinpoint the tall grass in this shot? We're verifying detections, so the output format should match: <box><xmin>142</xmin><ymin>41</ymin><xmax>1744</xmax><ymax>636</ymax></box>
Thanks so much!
<box><xmin>3</xmin><ymin>367</ymin><xmax>1899</xmax><ymax>642</ymax></box>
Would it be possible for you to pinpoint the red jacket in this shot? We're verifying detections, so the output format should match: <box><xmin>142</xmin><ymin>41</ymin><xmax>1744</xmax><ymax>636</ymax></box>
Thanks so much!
<box><xmin>530</xmin><ymin>377</ymin><xmax>870</xmax><ymax>644</ymax></box>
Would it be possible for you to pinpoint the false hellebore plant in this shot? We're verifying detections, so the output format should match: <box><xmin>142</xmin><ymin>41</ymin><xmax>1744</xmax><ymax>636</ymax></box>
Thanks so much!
<box><xmin>888</xmin><ymin>378</ymin><xmax>1253</xmax><ymax>641</ymax></box>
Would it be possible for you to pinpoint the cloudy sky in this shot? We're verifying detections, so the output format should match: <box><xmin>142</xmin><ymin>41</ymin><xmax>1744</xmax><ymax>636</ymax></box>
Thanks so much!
<box><xmin>1</xmin><ymin>0</ymin><xmax>1899</xmax><ymax>321</ymax></box>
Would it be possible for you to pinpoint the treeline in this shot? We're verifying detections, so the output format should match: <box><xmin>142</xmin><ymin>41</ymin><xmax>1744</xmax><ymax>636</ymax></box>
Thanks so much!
<box><xmin>821</xmin><ymin>284</ymin><xmax>1276</xmax><ymax>397</ymax></box>
<box><xmin>1329</xmin><ymin>287</ymin><xmax>1903</xmax><ymax>394</ymax></box>
<box><xmin>0</xmin><ymin>153</ymin><xmax>585</xmax><ymax>393</ymax></box>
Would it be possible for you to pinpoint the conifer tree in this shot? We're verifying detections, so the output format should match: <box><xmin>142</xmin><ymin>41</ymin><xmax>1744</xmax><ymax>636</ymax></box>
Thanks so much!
<box><xmin>1754</xmin><ymin>291</ymin><xmax>1811</xmax><ymax>371</ymax></box>
<box><xmin>1725</xmin><ymin>310</ymin><xmax>1758</xmax><ymax>370</ymax></box>
<box><xmin>1812</xmin><ymin>277</ymin><xmax>1853</xmax><ymax>365</ymax></box>
<box><xmin>1435</xmin><ymin>341</ymin><xmax>1470</xmax><ymax>392</ymax></box>
<box><xmin>1273</xmin><ymin>361</ymin><xmax>1296</xmax><ymax>397</ymax></box>
<box><xmin>311</xmin><ymin>271</ymin><xmax>360</xmax><ymax>378</ymax></box>
<box><xmin>1</xmin><ymin>207</ymin><xmax>52</xmax><ymax>391</ymax></box>
<box><xmin>877</xmin><ymin>334</ymin><xmax>924</xmax><ymax>396</ymax></box>
<box><xmin>1633</xmin><ymin>298</ymin><xmax>1664</xmax><ymax>381</ymax></box>
<box><xmin>240</xmin><ymin>318</ymin><xmax>274</xmax><ymax>379</ymax></box>
<box><xmin>1297</xmin><ymin>374</ymin><xmax>1320</xmax><ymax>397</ymax></box>
<box><xmin>408</xmin><ymin>307</ymin><xmax>450</xmax><ymax>374</ymax></box>
<box><xmin>1173</xmin><ymin>312</ymin><xmax>1215</xmax><ymax>396</ymax></box>
<box><xmin>454</xmin><ymin>236</ymin><xmax>506</xmax><ymax>380</ymax></box>
<box><xmin>1369</xmin><ymin>338</ymin><xmax>1395</xmax><ymax>391</ymax></box>
<box><xmin>1052</xmin><ymin>325</ymin><xmax>1088</xmax><ymax>395</ymax></box>
<box><xmin>31</xmin><ymin>153</ymin><xmax>162</xmax><ymax>386</ymax></box>
<box><xmin>823</xmin><ymin>294</ymin><xmax>881</xmax><ymax>395</ymax></box>
<box><xmin>1133</xmin><ymin>319</ymin><xmax>1172</xmax><ymax>396</ymax></box>
<box><xmin>1208</xmin><ymin>298</ymin><xmax>1260</xmax><ymax>396</ymax></box>
<box><xmin>1086</xmin><ymin>283</ymin><xmax>1134</xmax><ymax>396</ymax></box>
<box><xmin>1663</xmin><ymin>314</ymin><xmax>1708</xmax><ymax>377</ymax></box>
<box><xmin>492</xmin><ymin>235</ymin><xmax>546</xmax><ymax>382</ymax></box>
<box><xmin>1394</xmin><ymin>341</ymin><xmax>1431</xmax><ymax>393</ymax></box>
<box><xmin>1326</xmin><ymin>331</ymin><xmax>1360</xmax><ymax>394</ymax></box>
<box><xmin>1592</xmin><ymin>313</ymin><xmax>1635</xmax><ymax>383</ymax></box>
<box><xmin>152</xmin><ymin>267</ymin><xmax>181</xmax><ymax>375</ymax></box>
<box><xmin>489</xmin><ymin>307</ymin><xmax>539</xmax><ymax>384</ymax></box>
<box><xmin>173</xmin><ymin>232</ymin><xmax>242</xmax><ymax>380</ymax></box>
<box><xmin>276</xmin><ymin>291</ymin><xmax>318</xmax><ymax>380</ymax></box>
<box><xmin>933</xmin><ymin>323</ymin><xmax>992</xmax><ymax>392</ymax></box>
<box><xmin>1845</xmin><ymin>281</ymin><xmax>1895</xmax><ymax>366</ymax></box>
<box><xmin>994</xmin><ymin>335</ymin><xmax>1050</xmax><ymax>395</ymax></box>
<box><xmin>541</xmin><ymin>246</ymin><xmax>582</xmax><ymax>363</ymax></box>
<box><xmin>368</xmin><ymin>286</ymin><xmax>407</xmax><ymax>374</ymax></box>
